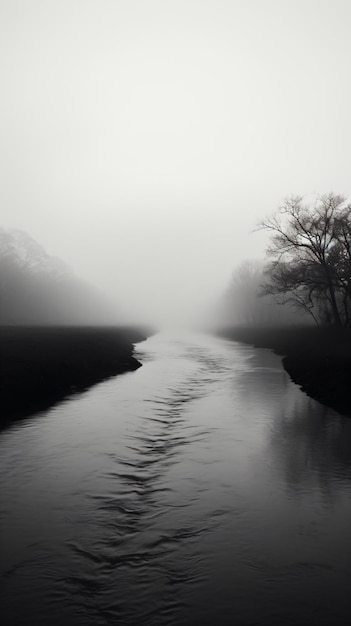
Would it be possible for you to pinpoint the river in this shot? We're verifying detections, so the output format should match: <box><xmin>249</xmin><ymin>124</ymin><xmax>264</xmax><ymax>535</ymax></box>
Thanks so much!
<box><xmin>1</xmin><ymin>331</ymin><xmax>351</xmax><ymax>625</ymax></box>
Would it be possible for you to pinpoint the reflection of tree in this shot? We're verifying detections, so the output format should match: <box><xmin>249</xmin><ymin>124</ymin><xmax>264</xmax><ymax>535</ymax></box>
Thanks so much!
<box><xmin>233</xmin><ymin>346</ymin><xmax>351</xmax><ymax>499</ymax></box>
<box><xmin>268</xmin><ymin>386</ymin><xmax>351</xmax><ymax>498</ymax></box>
<box><xmin>232</xmin><ymin>347</ymin><xmax>291</xmax><ymax>417</ymax></box>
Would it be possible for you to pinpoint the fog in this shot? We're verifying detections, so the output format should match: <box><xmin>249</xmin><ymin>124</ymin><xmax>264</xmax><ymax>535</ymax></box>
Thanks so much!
<box><xmin>1</xmin><ymin>0</ymin><xmax>351</xmax><ymax>326</ymax></box>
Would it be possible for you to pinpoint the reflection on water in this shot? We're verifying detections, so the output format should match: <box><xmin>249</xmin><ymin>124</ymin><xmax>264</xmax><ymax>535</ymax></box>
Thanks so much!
<box><xmin>1</xmin><ymin>332</ymin><xmax>351</xmax><ymax>625</ymax></box>
<box><xmin>271</xmin><ymin>392</ymin><xmax>351</xmax><ymax>497</ymax></box>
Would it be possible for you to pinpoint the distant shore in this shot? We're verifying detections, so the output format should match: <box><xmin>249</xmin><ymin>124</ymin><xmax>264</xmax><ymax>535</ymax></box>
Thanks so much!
<box><xmin>0</xmin><ymin>326</ymin><xmax>152</xmax><ymax>424</ymax></box>
<box><xmin>215</xmin><ymin>326</ymin><xmax>351</xmax><ymax>417</ymax></box>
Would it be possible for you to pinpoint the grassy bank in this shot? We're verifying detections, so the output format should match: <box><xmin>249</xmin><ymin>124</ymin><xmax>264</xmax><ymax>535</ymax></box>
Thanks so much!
<box><xmin>216</xmin><ymin>326</ymin><xmax>351</xmax><ymax>416</ymax></box>
<box><xmin>0</xmin><ymin>326</ymin><xmax>151</xmax><ymax>423</ymax></box>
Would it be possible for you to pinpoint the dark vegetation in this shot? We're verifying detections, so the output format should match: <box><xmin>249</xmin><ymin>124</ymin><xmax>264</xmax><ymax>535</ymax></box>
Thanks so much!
<box><xmin>0</xmin><ymin>326</ymin><xmax>149</xmax><ymax>424</ymax></box>
<box><xmin>217</xmin><ymin>194</ymin><xmax>351</xmax><ymax>416</ymax></box>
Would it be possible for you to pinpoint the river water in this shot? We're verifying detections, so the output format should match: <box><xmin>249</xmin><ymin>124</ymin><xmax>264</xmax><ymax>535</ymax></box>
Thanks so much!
<box><xmin>1</xmin><ymin>332</ymin><xmax>351</xmax><ymax>625</ymax></box>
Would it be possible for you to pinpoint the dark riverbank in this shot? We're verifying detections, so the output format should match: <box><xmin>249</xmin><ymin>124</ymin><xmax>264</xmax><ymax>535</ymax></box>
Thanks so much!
<box><xmin>0</xmin><ymin>326</ymin><xmax>151</xmax><ymax>424</ymax></box>
<box><xmin>215</xmin><ymin>326</ymin><xmax>351</xmax><ymax>416</ymax></box>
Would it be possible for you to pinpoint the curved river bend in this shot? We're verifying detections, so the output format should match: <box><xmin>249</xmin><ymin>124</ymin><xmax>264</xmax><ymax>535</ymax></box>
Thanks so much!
<box><xmin>1</xmin><ymin>332</ymin><xmax>351</xmax><ymax>625</ymax></box>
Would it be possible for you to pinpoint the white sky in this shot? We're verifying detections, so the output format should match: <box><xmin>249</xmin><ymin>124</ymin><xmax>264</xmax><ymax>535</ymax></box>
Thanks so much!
<box><xmin>1</xmin><ymin>0</ymin><xmax>351</xmax><ymax>325</ymax></box>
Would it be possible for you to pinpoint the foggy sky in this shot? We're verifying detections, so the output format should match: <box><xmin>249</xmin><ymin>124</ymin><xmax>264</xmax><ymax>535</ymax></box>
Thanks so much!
<box><xmin>1</xmin><ymin>0</ymin><xmax>351</xmax><ymax>325</ymax></box>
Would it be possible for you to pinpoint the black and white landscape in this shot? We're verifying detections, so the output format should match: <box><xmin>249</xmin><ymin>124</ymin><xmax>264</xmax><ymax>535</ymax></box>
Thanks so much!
<box><xmin>1</xmin><ymin>2</ymin><xmax>351</xmax><ymax>625</ymax></box>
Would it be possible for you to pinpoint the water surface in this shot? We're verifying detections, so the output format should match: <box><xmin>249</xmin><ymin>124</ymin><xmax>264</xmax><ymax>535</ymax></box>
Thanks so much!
<box><xmin>1</xmin><ymin>332</ymin><xmax>351</xmax><ymax>625</ymax></box>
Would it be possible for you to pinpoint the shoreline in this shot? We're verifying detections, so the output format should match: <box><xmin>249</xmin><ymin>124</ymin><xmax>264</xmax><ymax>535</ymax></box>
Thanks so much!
<box><xmin>0</xmin><ymin>326</ymin><xmax>151</xmax><ymax>425</ymax></box>
<box><xmin>215</xmin><ymin>326</ymin><xmax>351</xmax><ymax>417</ymax></box>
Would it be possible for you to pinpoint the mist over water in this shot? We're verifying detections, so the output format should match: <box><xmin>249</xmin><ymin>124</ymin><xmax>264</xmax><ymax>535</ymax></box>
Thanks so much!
<box><xmin>2</xmin><ymin>2</ymin><xmax>351</xmax><ymax>624</ymax></box>
<box><xmin>1</xmin><ymin>332</ymin><xmax>351</xmax><ymax>625</ymax></box>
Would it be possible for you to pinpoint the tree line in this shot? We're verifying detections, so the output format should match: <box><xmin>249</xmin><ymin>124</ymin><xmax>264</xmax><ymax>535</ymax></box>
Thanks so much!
<box><xmin>222</xmin><ymin>193</ymin><xmax>351</xmax><ymax>328</ymax></box>
<box><xmin>0</xmin><ymin>228</ymin><xmax>119</xmax><ymax>325</ymax></box>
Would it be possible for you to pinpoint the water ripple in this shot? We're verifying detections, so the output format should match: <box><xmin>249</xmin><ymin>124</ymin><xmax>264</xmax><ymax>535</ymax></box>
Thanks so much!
<box><xmin>2</xmin><ymin>332</ymin><xmax>351</xmax><ymax>625</ymax></box>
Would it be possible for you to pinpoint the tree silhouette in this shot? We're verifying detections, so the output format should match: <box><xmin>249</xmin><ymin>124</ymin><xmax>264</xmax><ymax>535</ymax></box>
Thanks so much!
<box><xmin>259</xmin><ymin>193</ymin><xmax>351</xmax><ymax>326</ymax></box>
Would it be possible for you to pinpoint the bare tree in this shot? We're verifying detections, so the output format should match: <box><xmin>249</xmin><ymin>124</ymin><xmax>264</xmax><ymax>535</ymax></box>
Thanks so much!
<box><xmin>259</xmin><ymin>193</ymin><xmax>351</xmax><ymax>326</ymax></box>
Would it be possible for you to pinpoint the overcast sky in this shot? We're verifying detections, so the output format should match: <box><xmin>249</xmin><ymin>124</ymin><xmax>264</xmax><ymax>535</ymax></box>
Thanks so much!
<box><xmin>1</xmin><ymin>0</ymin><xmax>351</xmax><ymax>324</ymax></box>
